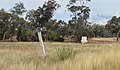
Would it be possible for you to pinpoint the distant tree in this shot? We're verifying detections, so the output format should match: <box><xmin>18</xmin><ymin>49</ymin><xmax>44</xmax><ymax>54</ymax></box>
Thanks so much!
<box><xmin>8</xmin><ymin>14</ymin><xmax>36</xmax><ymax>41</ymax></box>
<box><xmin>106</xmin><ymin>16</ymin><xmax>120</xmax><ymax>41</ymax></box>
<box><xmin>67</xmin><ymin>0</ymin><xmax>91</xmax><ymax>42</ymax></box>
<box><xmin>92</xmin><ymin>24</ymin><xmax>110</xmax><ymax>37</ymax></box>
<box><xmin>43</xmin><ymin>19</ymin><xmax>66</xmax><ymax>42</ymax></box>
<box><xmin>0</xmin><ymin>8</ymin><xmax>5</xmax><ymax>12</ymax></box>
<box><xmin>0</xmin><ymin>9</ymin><xmax>12</xmax><ymax>40</ymax></box>
<box><xmin>0</xmin><ymin>3</ymin><xmax>37</xmax><ymax>42</ymax></box>
<box><xmin>10</xmin><ymin>2</ymin><xmax>27</xmax><ymax>16</ymax></box>
<box><xmin>57</xmin><ymin>20</ymin><xmax>68</xmax><ymax>37</ymax></box>
<box><xmin>9</xmin><ymin>2</ymin><xmax>32</xmax><ymax>41</ymax></box>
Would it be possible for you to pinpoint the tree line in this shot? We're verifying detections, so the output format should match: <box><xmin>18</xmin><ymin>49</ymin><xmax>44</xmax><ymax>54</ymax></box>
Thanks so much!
<box><xmin>0</xmin><ymin>0</ymin><xmax>120</xmax><ymax>42</ymax></box>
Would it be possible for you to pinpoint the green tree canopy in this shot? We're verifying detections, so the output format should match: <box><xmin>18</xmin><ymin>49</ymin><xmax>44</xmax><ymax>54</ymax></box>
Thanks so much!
<box><xmin>67</xmin><ymin>0</ymin><xmax>91</xmax><ymax>42</ymax></box>
<box><xmin>106</xmin><ymin>16</ymin><xmax>120</xmax><ymax>41</ymax></box>
<box><xmin>26</xmin><ymin>0</ymin><xmax>60</xmax><ymax>29</ymax></box>
<box><xmin>10</xmin><ymin>2</ymin><xmax>27</xmax><ymax>15</ymax></box>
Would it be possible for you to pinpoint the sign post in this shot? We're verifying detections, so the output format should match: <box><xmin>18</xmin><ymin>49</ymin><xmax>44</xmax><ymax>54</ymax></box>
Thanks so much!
<box><xmin>37</xmin><ymin>27</ymin><xmax>46</xmax><ymax>60</ymax></box>
<box><xmin>81</xmin><ymin>36</ymin><xmax>88</xmax><ymax>47</ymax></box>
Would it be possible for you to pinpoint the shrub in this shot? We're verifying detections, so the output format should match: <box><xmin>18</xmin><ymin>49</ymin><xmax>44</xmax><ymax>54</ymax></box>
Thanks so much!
<box><xmin>56</xmin><ymin>47</ymin><xmax>77</xmax><ymax>61</ymax></box>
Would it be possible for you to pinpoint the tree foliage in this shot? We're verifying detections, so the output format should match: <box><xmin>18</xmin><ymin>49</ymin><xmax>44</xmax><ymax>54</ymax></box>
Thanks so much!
<box><xmin>10</xmin><ymin>2</ymin><xmax>27</xmax><ymax>15</ymax></box>
<box><xmin>2</xmin><ymin>0</ymin><xmax>116</xmax><ymax>42</ymax></box>
<box><xmin>26</xmin><ymin>0</ymin><xmax>60</xmax><ymax>29</ymax></box>
<box><xmin>67</xmin><ymin>0</ymin><xmax>91</xmax><ymax>42</ymax></box>
<box><xmin>0</xmin><ymin>10</ymin><xmax>13</xmax><ymax>40</ymax></box>
<box><xmin>43</xmin><ymin>19</ymin><xmax>67</xmax><ymax>42</ymax></box>
<box><xmin>106</xmin><ymin>16</ymin><xmax>120</xmax><ymax>41</ymax></box>
<box><xmin>0</xmin><ymin>7</ymin><xmax>35</xmax><ymax>41</ymax></box>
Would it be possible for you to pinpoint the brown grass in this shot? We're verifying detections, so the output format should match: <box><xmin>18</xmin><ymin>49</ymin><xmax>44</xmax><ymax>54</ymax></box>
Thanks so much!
<box><xmin>0</xmin><ymin>42</ymin><xmax>120</xmax><ymax>70</ymax></box>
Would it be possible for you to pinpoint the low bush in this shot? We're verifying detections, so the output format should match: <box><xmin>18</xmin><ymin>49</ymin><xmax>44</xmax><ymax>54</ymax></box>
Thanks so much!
<box><xmin>56</xmin><ymin>47</ymin><xmax>77</xmax><ymax>61</ymax></box>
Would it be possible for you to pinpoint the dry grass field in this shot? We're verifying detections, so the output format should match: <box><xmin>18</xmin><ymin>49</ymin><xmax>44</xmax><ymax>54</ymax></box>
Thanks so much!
<box><xmin>0</xmin><ymin>41</ymin><xmax>120</xmax><ymax>70</ymax></box>
<box><xmin>92</xmin><ymin>38</ymin><xmax>117</xmax><ymax>42</ymax></box>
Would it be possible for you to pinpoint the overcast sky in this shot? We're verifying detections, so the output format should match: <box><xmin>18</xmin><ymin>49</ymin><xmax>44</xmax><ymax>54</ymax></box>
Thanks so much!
<box><xmin>0</xmin><ymin>0</ymin><xmax>120</xmax><ymax>24</ymax></box>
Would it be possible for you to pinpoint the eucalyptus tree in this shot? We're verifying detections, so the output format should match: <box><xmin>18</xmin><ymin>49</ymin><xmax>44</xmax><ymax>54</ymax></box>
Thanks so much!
<box><xmin>26</xmin><ymin>0</ymin><xmax>60</xmax><ymax>30</ymax></box>
<box><xmin>44</xmin><ymin>19</ymin><xmax>67</xmax><ymax>42</ymax></box>
<box><xmin>10</xmin><ymin>2</ymin><xmax>27</xmax><ymax>16</ymax></box>
<box><xmin>92</xmin><ymin>24</ymin><xmax>109</xmax><ymax>37</ymax></box>
<box><xmin>106</xmin><ymin>16</ymin><xmax>120</xmax><ymax>41</ymax></box>
<box><xmin>0</xmin><ymin>9</ymin><xmax>13</xmax><ymax>40</ymax></box>
<box><xmin>67</xmin><ymin>0</ymin><xmax>91</xmax><ymax>42</ymax></box>
<box><xmin>10</xmin><ymin>2</ymin><xmax>28</xmax><ymax>41</ymax></box>
<box><xmin>57</xmin><ymin>20</ymin><xmax>68</xmax><ymax>37</ymax></box>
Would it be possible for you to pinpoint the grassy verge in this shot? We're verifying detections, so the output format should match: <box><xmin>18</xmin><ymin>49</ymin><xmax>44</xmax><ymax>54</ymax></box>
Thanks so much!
<box><xmin>0</xmin><ymin>42</ymin><xmax>120</xmax><ymax>70</ymax></box>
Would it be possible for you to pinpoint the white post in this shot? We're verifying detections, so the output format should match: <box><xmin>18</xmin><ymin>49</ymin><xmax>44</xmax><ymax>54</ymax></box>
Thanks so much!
<box><xmin>81</xmin><ymin>36</ymin><xmax>88</xmax><ymax>47</ymax></box>
<box><xmin>38</xmin><ymin>31</ymin><xmax>46</xmax><ymax>60</ymax></box>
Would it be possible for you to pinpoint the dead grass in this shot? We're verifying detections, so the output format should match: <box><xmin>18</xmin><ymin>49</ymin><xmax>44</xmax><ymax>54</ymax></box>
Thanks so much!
<box><xmin>0</xmin><ymin>42</ymin><xmax>120</xmax><ymax>70</ymax></box>
<box><xmin>92</xmin><ymin>38</ymin><xmax>116</xmax><ymax>41</ymax></box>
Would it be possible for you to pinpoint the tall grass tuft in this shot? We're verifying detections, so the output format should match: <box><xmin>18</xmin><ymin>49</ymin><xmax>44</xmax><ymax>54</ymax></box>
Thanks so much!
<box><xmin>56</xmin><ymin>47</ymin><xmax>77</xmax><ymax>61</ymax></box>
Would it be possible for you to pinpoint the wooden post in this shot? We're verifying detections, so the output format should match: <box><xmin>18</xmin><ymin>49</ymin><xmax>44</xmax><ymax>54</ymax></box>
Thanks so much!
<box><xmin>37</xmin><ymin>27</ymin><xmax>46</xmax><ymax>60</ymax></box>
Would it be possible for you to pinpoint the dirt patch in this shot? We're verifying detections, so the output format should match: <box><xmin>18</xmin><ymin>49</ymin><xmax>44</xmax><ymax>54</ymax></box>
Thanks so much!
<box><xmin>88</xmin><ymin>40</ymin><xmax>119</xmax><ymax>44</ymax></box>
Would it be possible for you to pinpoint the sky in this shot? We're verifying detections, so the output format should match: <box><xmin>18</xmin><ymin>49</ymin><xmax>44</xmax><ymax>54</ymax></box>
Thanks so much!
<box><xmin>0</xmin><ymin>0</ymin><xmax>120</xmax><ymax>25</ymax></box>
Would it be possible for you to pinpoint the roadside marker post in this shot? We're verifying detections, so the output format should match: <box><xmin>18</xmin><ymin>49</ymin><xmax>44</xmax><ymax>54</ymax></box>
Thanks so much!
<box><xmin>36</xmin><ymin>27</ymin><xmax>46</xmax><ymax>60</ymax></box>
<box><xmin>81</xmin><ymin>36</ymin><xmax>88</xmax><ymax>47</ymax></box>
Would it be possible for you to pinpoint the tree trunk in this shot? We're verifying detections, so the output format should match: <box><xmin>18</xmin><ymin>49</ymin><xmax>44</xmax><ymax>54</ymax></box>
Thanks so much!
<box><xmin>116</xmin><ymin>29</ymin><xmax>120</xmax><ymax>42</ymax></box>
<box><xmin>2</xmin><ymin>32</ymin><xmax>7</xmax><ymax>40</ymax></box>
